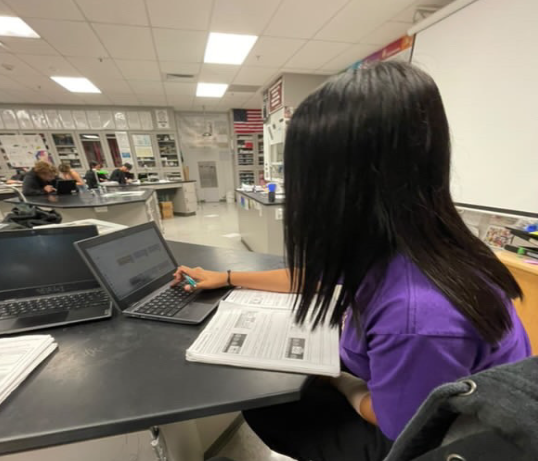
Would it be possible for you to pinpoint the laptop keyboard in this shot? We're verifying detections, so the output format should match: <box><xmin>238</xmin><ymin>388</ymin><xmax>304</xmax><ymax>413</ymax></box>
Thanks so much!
<box><xmin>133</xmin><ymin>284</ymin><xmax>196</xmax><ymax>318</ymax></box>
<box><xmin>0</xmin><ymin>290</ymin><xmax>109</xmax><ymax>320</ymax></box>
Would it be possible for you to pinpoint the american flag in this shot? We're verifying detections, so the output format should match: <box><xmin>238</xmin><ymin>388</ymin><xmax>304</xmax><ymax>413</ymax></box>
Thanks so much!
<box><xmin>233</xmin><ymin>109</ymin><xmax>263</xmax><ymax>134</ymax></box>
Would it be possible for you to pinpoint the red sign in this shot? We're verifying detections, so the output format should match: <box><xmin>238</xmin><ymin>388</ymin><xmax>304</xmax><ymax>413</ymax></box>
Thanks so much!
<box><xmin>268</xmin><ymin>77</ymin><xmax>283</xmax><ymax>114</ymax></box>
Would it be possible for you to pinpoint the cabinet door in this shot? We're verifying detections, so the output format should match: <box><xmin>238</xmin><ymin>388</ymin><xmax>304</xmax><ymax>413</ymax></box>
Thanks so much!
<box><xmin>509</xmin><ymin>266</ymin><xmax>538</xmax><ymax>354</ymax></box>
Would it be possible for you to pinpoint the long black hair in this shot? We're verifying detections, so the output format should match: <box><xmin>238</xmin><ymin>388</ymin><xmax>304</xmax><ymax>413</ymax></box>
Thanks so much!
<box><xmin>284</xmin><ymin>61</ymin><xmax>521</xmax><ymax>344</ymax></box>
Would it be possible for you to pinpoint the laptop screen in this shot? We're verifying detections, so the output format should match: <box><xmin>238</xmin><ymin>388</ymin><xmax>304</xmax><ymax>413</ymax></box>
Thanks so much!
<box><xmin>0</xmin><ymin>226</ymin><xmax>99</xmax><ymax>300</ymax></box>
<box><xmin>83</xmin><ymin>226</ymin><xmax>176</xmax><ymax>302</ymax></box>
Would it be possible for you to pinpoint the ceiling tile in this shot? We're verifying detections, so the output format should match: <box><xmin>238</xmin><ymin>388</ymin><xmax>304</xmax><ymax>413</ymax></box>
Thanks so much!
<box><xmin>79</xmin><ymin>93</ymin><xmax>112</xmax><ymax>105</ymax></box>
<box><xmin>0</xmin><ymin>89</ymin><xmax>27</xmax><ymax>103</ymax></box>
<box><xmin>192</xmin><ymin>97</ymin><xmax>220</xmax><ymax>109</ymax></box>
<box><xmin>128</xmin><ymin>80</ymin><xmax>165</xmax><ymax>96</ymax></box>
<box><xmin>280</xmin><ymin>67</ymin><xmax>321</xmax><ymax>74</ymax></box>
<box><xmin>7</xmin><ymin>88</ymin><xmax>52</xmax><ymax>103</ymax></box>
<box><xmin>243</xmin><ymin>37</ymin><xmax>306</xmax><ymax>67</ymax></box>
<box><xmin>19</xmin><ymin>55</ymin><xmax>81</xmax><ymax>77</ymax></box>
<box><xmin>198</xmin><ymin>64</ymin><xmax>239</xmax><ymax>84</ymax></box>
<box><xmin>46</xmin><ymin>91</ymin><xmax>85</xmax><ymax>104</ymax></box>
<box><xmin>76</xmin><ymin>0</ymin><xmax>148</xmax><ymax>26</ymax></box>
<box><xmin>5</xmin><ymin>0</ymin><xmax>84</xmax><ymax>20</ymax></box>
<box><xmin>164</xmin><ymin>82</ymin><xmax>197</xmax><ymax>98</ymax></box>
<box><xmin>108</xmin><ymin>93</ymin><xmax>140</xmax><ymax>105</ymax></box>
<box><xmin>264</xmin><ymin>0</ymin><xmax>349</xmax><ymax>39</ymax></box>
<box><xmin>159</xmin><ymin>61</ymin><xmax>201</xmax><ymax>76</ymax></box>
<box><xmin>320</xmin><ymin>43</ymin><xmax>380</xmax><ymax>71</ymax></box>
<box><xmin>211</xmin><ymin>0</ymin><xmax>281</xmax><ymax>35</ymax></box>
<box><xmin>93</xmin><ymin>79</ymin><xmax>132</xmax><ymax>93</ymax></box>
<box><xmin>166</xmin><ymin>95</ymin><xmax>194</xmax><ymax>106</ymax></box>
<box><xmin>314</xmin><ymin>0</ymin><xmax>416</xmax><ymax>43</ymax></box>
<box><xmin>218</xmin><ymin>92</ymin><xmax>252</xmax><ymax>107</ymax></box>
<box><xmin>0</xmin><ymin>55</ymin><xmax>47</xmax><ymax>83</ymax></box>
<box><xmin>360</xmin><ymin>22</ymin><xmax>409</xmax><ymax>46</ymax></box>
<box><xmin>153</xmin><ymin>29</ymin><xmax>207</xmax><ymax>62</ymax></box>
<box><xmin>0</xmin><ymin>75</ymin><xmax>28</xmax><ymax>90</ymax></box>
<box><xmin>0</xmin><ymin>38</ymin><xmax>59</xmax><ymax>56</ymax></box>
<box><xmin>147</xmin><ymin>0</ymin><xmax>212</xmax><ymax>30</ymax></box>
<box><xmin>67</xmin><ymin>57</ymin><xmax>124</xmax><ymax>80</ymax></box>
<box><xmin>116</xmin><ymin>60</ymin><xmax>161</xmax><ymax>81</ymax></box>
<box><xmin>26</xmin><ymin>19</ymin><xmax>108</xmax><ymax>57</ymax></box>
<box><xmin>93</xmin><ymin>24</ymin><xmax>155</xmax><ymax>60</ymax></box>
<box><xmin>138</xmin><ymin>95</ymin><xmax>167</xmax><ymax>106</ymax></box>
<box><xmin>0</xmin><ymin>1</ymin><xmax>14</xmax><ymax>15</ymax></box>
<box><xmin>284</xmin><ymin>41</ymin><xmax>351</xmax><ymax>69</ymax></box>
<box><xmin>233</xmin><ymin>66</ymin><xmax>278</xmax><ymax>85</ymax></box>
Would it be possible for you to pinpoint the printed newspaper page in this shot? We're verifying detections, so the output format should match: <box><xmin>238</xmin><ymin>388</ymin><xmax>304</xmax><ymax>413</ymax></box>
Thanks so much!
<box><xmin>186</xmin><ymin>292</ymin><xmax>340</xmax><ymax>376</ymax></box>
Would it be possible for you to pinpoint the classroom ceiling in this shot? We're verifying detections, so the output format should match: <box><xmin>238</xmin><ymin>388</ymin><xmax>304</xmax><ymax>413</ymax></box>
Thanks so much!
<box><xmin>0</xmin><ymin>0</ymin><xmax>453</xmax><ymax>111</ymax></box>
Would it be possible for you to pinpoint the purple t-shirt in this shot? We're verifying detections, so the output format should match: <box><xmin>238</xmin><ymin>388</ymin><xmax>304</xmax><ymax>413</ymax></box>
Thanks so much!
<box><xmin>340</xmin><ymin>254</ymin><xmax>531</xmax><ymax>441</ymax></box>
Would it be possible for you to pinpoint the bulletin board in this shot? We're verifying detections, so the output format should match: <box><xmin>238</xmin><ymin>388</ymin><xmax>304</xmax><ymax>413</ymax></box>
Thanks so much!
<box><xmin>0</xmin><ymin>134</ymin><xmax>52</xmax><ymax>168</ymax></box>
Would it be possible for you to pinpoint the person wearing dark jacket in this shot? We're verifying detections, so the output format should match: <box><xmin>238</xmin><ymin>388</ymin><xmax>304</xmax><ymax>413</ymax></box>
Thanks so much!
<box><xmin>22</xmin><ymin>161</ymin><xmax>58</xmax><ymax>196</ymax></box>
<box><xmin>109</xmin><ymin>163</ymin><xmax>133</xmax><ymax>185</ymax></box>
<box><xmin>84</xmin><ymin>161</ymin><xmax>107</xmax><ymax>189</ymax></box>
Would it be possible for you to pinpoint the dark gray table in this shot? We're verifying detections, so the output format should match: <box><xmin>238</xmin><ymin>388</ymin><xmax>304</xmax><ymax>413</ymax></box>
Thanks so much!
<box><xmin>5</xmin><ymin>189</ymin><xmax>153</xmax><ymax>209</ymax></box>
<box><xmin>0</xmin><ymin>242</ymin><xmax>305</xmax><ymax>456</ymax></box>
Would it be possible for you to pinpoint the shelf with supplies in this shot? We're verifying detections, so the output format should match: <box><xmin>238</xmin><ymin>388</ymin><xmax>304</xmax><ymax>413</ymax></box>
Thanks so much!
<box><xmin>52</xmin><ymin>133</ymin><xmax>84</xmax><ymax>170</ymax></box>
<box><xmin>156</xmin><ymin>133</ymin><xmax>180</xmax><ymax>168</ymax></box>
<box><xmin>233</xmin><ymin>132</ymin><xmax>264</xmax><ymax>186</ymax></box>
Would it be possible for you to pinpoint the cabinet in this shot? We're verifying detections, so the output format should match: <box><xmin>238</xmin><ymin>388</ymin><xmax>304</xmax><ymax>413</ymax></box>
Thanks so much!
<box><xmin>497</xmin><ymin>251</ymin><xmax>538</xmax><ymax>354</ymax></box>
<box><xmin>234</xmin><ymin>133</ymin><xmax>265</xmax><ymax>187</ymax></box>
<box><xmin>52</xmin><ymin>133</ymin><xmax>85</xmax><ymax>171</ymax></box>
<box><xmin>172</xmin><ymin>182</ymin><xmax>197</xmax><ymax>215</ymax></box>
<box><xmin>156</xmin><ymin>133</ymin><xmax>180</xmax><ymax>169</ymax></box>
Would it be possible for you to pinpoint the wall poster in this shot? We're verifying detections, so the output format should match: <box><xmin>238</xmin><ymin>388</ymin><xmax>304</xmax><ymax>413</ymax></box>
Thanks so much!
<box><xmin>132</xmin><ymin>134</ymin><xmax>154</xmax><ymax>158</ymax></box>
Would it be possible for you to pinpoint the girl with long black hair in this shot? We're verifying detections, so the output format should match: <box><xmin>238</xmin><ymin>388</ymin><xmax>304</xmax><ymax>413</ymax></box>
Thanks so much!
<box><xmin>174</xmin><ymin>62</ymin><xmax>531</xmax><ymax>461</ymax></box>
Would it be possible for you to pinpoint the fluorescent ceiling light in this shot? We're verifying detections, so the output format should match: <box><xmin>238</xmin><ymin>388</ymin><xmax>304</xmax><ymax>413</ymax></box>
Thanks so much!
<box><xmin>196</xmin><ymin>82</ymin><xmax>228</xmax><ymax>98</ymax></box>
<box><xmin>204</xmin><ymin>32</ymin><xmax>258</xmax><ymax>65</ymax></box>
<box><xmin>51</xmin><ymin>76</ymin><xmax>101</xmax><ymax>93</ymax></box>
<box><xmin>82</xmin><ymin>134</ymin><xmax>100</xmax><ymax>139</ymax></box>
<box><xmin>0</xmin><ymin>17</ymin><xmax>39</xmax><ymax>38</ymax></box>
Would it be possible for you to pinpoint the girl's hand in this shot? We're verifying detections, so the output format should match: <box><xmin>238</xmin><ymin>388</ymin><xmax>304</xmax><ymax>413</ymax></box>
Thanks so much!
<box><xmin>172</xmin><ymin>265</ymin><xmax>227</xmax><ymax>291</ymax></box>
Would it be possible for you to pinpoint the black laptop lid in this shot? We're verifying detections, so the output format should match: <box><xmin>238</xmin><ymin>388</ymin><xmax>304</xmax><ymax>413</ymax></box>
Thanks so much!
<box><xmin>75</xmin><ymin>222</ymin><xmax>178</xmax><ymax>311</ymax></box>
<box><xmin>55</xmin><ymin>179</ymin><xmax>77</xmax><ymax>194</ymax></box>
<box><xmin>0</xmin><ymin>226</ymin><xmax>100</xmax><ymax>301</ymax></box>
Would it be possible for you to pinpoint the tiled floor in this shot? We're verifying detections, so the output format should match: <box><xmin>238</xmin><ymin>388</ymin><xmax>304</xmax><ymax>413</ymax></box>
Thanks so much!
<box><xmin>163</xmin><ymin>201</ymin><xmax>294</xmax><ymax>461</ymax></box>
<box><xmin>163</xmin><ymin>202</ymin><xmax>247</xmax><ymax>251</ymax></box>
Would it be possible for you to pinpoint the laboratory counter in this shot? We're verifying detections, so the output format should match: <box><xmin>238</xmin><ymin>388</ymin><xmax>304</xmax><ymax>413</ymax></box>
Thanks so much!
<box><xmin>236</xmin><ymin>189</ymin><xmax>285</xmax><ymax>256</ymax></box>
<box><xmin>109</xmin><ymin>180</ymin><xmax>198</xmax><ymax>215</ymax></box>
<box><xmin>3</xmin><ymin>189</ymin><xmax>162</xmax><ymax>229</ymax></box>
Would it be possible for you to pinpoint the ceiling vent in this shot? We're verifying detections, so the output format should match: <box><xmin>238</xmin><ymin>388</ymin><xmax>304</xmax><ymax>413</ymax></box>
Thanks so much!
<box><xmin>227</xmin><ymin>84</ymin><xmax>260</xmax><ymax>93</ymax></box>
<box><xmin>165</xmin><ymin>73</ymin><xmax>196</xmax><ymax>82</ymax></box>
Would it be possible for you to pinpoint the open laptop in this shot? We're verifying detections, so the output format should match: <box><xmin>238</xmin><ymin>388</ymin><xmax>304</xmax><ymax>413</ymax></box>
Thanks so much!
<box><xmin>0</xmin><ymin>226</ymin><xmax>112</xmax><ymax>335</ymax></box>
<box><xmin>75</xmin><ymin>222</ymin><xmax>226</xmax><ymax>325</ymax></box>
<box><xmin>55</xmin><ymin>179</ymin><xmax>77</xmax><ymax>195</ymax></box>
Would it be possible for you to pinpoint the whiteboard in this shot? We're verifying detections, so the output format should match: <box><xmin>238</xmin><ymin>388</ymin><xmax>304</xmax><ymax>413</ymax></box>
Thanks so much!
<box><xmin>412</xmin><ymin>0</ymin><xmax>538</xmax><ymax>215</ymax></box>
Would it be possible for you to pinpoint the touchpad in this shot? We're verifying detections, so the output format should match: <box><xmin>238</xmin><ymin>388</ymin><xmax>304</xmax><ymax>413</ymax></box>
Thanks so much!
<box><xmin>175</xmin><ymin>302</ymin><xmax>216</xmax><ymax>324</ymax></box>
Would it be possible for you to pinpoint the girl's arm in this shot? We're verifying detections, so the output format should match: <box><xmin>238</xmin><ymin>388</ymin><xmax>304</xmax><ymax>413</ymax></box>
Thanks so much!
<box><xmin>173</xmin><ymin>266</ymin><xmax>293</xmax><ymax>293</ymax></box>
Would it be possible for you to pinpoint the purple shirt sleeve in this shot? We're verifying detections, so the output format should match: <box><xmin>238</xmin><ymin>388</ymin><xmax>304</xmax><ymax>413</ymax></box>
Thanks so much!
<box><xmin>344</xmin><ymin>332</ymin><xmax>477</xmax><ymax>440</ymax></box>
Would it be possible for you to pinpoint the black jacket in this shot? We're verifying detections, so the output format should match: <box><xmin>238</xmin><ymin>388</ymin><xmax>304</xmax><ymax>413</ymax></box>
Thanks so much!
<box><xmin>84</xmin><ymin>169</ymin><xmax>107</xmax><ymax>189</ymax></box>
<box><xmin>384</xmin><ymin>357</ymin><xmax>538</xmax><ymax>461</ymax></box>
<box><xmin>22</xmin><ymin>169</ymin><xmax>56</xmax><ymax>196</ymax></box>
<box><xmin>109</xmin><ymin>168</ymin><xmax>127</xmax><ymax>185</ymax></box>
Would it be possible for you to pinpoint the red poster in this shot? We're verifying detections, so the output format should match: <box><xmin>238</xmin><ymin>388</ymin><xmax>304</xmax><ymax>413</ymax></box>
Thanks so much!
<box><xmin>268</xmin><ymin>78</ymin><xmax>283</xmax><ymax>114</ymax></box>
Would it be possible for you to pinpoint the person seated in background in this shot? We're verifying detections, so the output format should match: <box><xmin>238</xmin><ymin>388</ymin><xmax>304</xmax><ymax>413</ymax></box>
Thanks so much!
<box><xmin>109</xmin><ymin>163</ymin><xmax>133</xmax><ymax>185</ymax></box>
<box><xmin>58</xmin><ymin>163</ymin><xmax>84</xmax><ymax>186</ymax></box>
<box><xmin>23</xmin><ymin>161</ymin><xmax>58</xmax><ymax>196</ymax></box>
<box><xmin>6</xmin><ymin>168</ymin><xmax>28</xmax><ymax>184</ymax></box>
<box><xmin>84</xmin><ymin>161</ymin><xmax>107</xmax><ymax>189</ymax></box>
